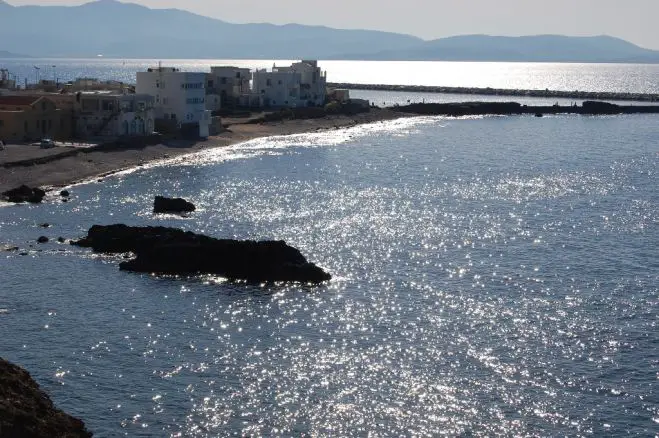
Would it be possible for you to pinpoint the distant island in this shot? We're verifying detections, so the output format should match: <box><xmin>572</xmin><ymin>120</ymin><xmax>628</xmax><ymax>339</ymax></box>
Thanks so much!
<box><xmin>1</xmin><ymin>0</ymin><xmax>659</xmax><ymax>63</ymax></box>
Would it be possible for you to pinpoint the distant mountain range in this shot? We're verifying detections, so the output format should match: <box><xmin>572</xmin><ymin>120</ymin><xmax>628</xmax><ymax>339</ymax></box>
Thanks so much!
<box><xmin>2</xmin><ymin>0</ymin><xmax>659</xmax><ymax>63</ymax></box>
<box><xmin>336</xmin><ymin>34</ymin><xmax>659</xmax><ymax>63</ymax></box>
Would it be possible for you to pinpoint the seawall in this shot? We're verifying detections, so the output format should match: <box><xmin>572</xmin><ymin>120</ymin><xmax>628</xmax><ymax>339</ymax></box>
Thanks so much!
<box><xmin>328</xmin><ymin>83</ymin><xmax>659</xmax><ymax>102</ymax></box>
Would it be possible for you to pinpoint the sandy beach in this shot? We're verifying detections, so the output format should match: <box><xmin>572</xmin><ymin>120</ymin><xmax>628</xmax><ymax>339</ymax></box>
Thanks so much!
<box><xmin>0</xmin><ymin>108</ymin><xmax>406</xmax><ymax>193</ymax></box>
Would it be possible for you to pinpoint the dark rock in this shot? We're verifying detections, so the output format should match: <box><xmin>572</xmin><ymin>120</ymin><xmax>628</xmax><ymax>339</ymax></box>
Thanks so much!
<box><xmin>62</xmin><ymin>199</ymin><xmax>69</xmax><ymax>203</ymax></box>
<box><xmin>581</xmin><ymin>100</ymin><xmax>622</xmax><ymax>115</ymax></box>
<box><xmin>57</xmin><ymin>237</ymin><xmax>66</xmax><ymax>243</ymax></box>
<box><xmin>0</xmin><ymin>358</ymin><xmax>93</xmax><ymax>437</ymax></box>
<box><xmin>535</xmin><ymin>113</ymin><xmax>543</xmax><ymax>117</ymax></box>
<box><xmin>1</xmin><ymin>185</ymin><xmax>46</xmax><ymax>204</ymax></box>
<box><xmin>3</xmin><ymin>246</ymin><xmax>19</xmax><ymax>252</ymax></box>
<box><xmin>39</xmin><ymin>223</ymin><xmax>51</xmax><ymax>228</ymax></box>
<box><xmin>60</xmin><ymin>190</ymin><xmax>70</xmax><ymax>197</ymax></box>
<box><xmin>72</xmin><ymin>224</ymin><xmax>331</xmax><ymax>284</ymax></box>
<box><xmin>392</xmin><ymin>101</ymin><xmax>523</xmax><ymax>116</ymax></box>
<box><xmin>153</xmin><ymin>196</ymin><xmax>196</xmax><ymax>214</ymax></box>
<box><xmin>37</xmin><ymin>236</ymin><xmax>49</xmax><ymax>244</ymax></box>
<box><xmin>19</xmin><ymin>252</ymin><xmax>28</xmax><ymax>256</ymax></box>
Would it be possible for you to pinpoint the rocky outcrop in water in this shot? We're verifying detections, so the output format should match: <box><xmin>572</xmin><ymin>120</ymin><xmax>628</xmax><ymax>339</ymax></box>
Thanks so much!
<box><xmin>1</xmin><ymin>185</ymin><xmax>46</xmax><ymax>204</ymax></box>
<box><xmin>0</xmin><ymin>358</ymin><xmax>92</xmax><ymax>437</ymax></box>
<box><xmin>153</xmin><ymin>196</ymin><xmax>196</xmax><ymax>214</ymax></box>
<box><xmin>72</xmin><ymin>224</ymin><xmax>331</xmax><ymax>283</ymax></box>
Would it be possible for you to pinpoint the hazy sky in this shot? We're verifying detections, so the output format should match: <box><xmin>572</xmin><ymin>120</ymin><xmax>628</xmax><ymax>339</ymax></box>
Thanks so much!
<box><xmin>8</xmin><ymin>0</ymin><xmax>659</xmax><ymax>49</ymax></box>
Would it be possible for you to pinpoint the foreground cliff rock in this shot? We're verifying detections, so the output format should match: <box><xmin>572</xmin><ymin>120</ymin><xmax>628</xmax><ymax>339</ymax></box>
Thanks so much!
<box><xmin>1</xmin><ymin>185</ymin><xmax>46</xmax><ymax>203</ymax></box>
<box><xmin>0</xmin><ymin>358</ymin><xmax>92</xmax><ymax>438</ymax></box>
<box><xmin>153</xmin><ymin>196</ymin><xmax>196</xmax><ymax>214</ymax></box>
<box><xmin>72</xmin><ymin>224</ymin><xmax>331</xmax><ymax>283</ymax></box>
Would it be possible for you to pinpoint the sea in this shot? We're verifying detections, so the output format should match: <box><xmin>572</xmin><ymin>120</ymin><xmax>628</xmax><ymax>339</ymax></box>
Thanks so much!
<box><xmin>0</xmin><ymin>60</ymin><xmax>657</xmax><ymax>437</ymax></box>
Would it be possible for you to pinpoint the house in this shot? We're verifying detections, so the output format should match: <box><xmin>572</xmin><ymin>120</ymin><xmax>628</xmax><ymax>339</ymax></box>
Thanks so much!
<box><xmin>136</xmin><ymin>66</ymin><xmax>211</xmax><ymax>138</ymax></box>
<box><xmin>251</xmin><ymin>60</ymin><xmax>327</xmax><ymax>108</ymax></box>
<box><xmin>252</xmin><ymin>68</ymin><xmax>302</xmax><ymax>108</ymax></box>
<box><xmin>207</xmin><ymin>66</ymin><xmax>251</xmax><ymax>110</ymax></box>
<box><xmin>74</xmin><ymin>91</ymin><xmax>155</xmax><ymax>139</ymax></box>
<box><xmin>290</xmin><ymin>60</ymin><xmax>327</xmax><ymax>107</ymax></box>
<box><xmin>0</xmin><ymin>95</ymin><xmax>72</xmax><ymax>142</ymax></box>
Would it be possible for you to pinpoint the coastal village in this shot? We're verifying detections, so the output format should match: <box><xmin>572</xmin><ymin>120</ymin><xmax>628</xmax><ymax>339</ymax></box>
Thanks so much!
<box><xmin>0</xmin><ymin>61</ymin><xmax>366</xmax><ymax>143</ymax></box>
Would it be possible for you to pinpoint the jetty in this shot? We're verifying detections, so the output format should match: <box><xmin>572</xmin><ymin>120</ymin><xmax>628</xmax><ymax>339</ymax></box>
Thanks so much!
<box><xmin>328</xmin><ymin>83</ymin><xmax>659</xmax><ymax>103</ymax></box>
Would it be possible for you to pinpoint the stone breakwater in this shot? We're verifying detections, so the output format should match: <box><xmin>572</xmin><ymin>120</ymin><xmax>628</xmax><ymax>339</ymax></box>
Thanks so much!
<box><xmin>328</xmin><ymin>82</ymin><xmax>659</xmax><ymax>102</ymax></box>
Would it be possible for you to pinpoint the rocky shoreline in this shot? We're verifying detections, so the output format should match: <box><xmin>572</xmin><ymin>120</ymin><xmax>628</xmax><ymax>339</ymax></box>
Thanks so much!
<box><xmin>0</xmin><ymin>358</ymin><xmax>92</xmax><ymax>437</ymax></box>
<box><xmin>390</xmin><ymin>100</ymin><xmax>659</xmax><ymax>116</ymax></box>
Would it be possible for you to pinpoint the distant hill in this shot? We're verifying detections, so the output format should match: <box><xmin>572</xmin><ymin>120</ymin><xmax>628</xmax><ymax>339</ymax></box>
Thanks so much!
<box><xmin>334</xmin><ymin>34</ymin><xmax>659</xmax><ymax>63</ymax></box>
<box><xmin>0</xmin><ymin>1</ymin><xmax>658</xmax><ymax>63</ymax></box>
<box><xmin>0</xmin><ymin>0</ymin><xmax>421</xmax><ymax>59</ymax></box>
<box><xmin>0</xmin><ymin>50</ymin><xmax>29</xmax><ymax>58</ymax></box>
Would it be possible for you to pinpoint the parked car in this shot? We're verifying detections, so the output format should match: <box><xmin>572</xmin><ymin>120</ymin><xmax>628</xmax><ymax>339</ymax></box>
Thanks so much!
<box><xmin>40</xmin><ymin>138</ymin><xmax>55</xmax><ymax>149</ymax></box>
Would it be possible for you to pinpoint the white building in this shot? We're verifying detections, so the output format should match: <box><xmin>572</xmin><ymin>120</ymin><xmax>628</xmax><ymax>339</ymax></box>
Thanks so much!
<box><xmin>208</xmin><ymin>66</ymin><xmax>251</xmax><ymax>109</ymax></box>
<box><xmin>290</xmin><ymin>60</ymin><xmax>327</xmax><ymax>107</ymax></box>
<box><xmin>252</xmin><ymin>68</ymin><xmax>302</xmax><ymax>108</ymax></box>
<box><xmin>75</xmin><ymin>91</ymin><xmax>155</xmax><ymax>139</ymax></box>
<box><xmin>136</xmin><ymin>67</ymin><xmax>210</xmax><ymax>138</ymax></box>
<box><xmin>0</xmin><ymin>69</ymin><xmax>17</xmax><ymax>90</ymax></box>
<box><xmin>251</xmin><ymin>60</ymin><xmax>327</xmax><ymax>108</ymax></box>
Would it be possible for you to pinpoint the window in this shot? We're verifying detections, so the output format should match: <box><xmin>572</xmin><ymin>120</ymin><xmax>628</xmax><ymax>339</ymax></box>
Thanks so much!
<box><xmin>266</xmin><ymin>79</ymin><xmax>272</xmax><ymax>86</ymax></box>
<box><xmin>278</xmin><ymin>80</ymin><xmax>282</xmax><ymax>85</ymax></box>
<box><xmin>36</xmin><ymin>120</ymin><xmax>40</xmax><ymax>129</ymax></box>
<box><xmin>42</xmin><ymin>101</ymin><xmax>47</xmax><ymax>111</ymax></box>
<box><xmin>235</xmin><ymin>72</ymin><xmax>241</xmax><ymax>79</ymax></box>
<box><xmin>48</xmin><ymin>120</ymin><xmax>52</xmax><ymax>130</ymax></box>
<box><xmin>220</xmin><ymin>77</ymin><xmax>227</xmax><ymax>84</ymax></box>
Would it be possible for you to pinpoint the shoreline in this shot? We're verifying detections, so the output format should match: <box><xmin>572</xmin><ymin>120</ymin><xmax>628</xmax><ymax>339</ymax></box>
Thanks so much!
<box><xmin>0</xmin><ymin>108</ymin><xmax>407</xmax><ymax>193</ymax></box>
<box><xmin>3</xmin><ymin>100</ymin><xmax>658</xmax><ymax>194</ymax></box>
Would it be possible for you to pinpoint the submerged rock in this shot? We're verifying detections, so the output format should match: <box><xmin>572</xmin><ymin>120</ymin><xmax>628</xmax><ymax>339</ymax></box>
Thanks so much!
<box><xmin>0</xmin><ymin>358</ymin><xmax>93</xmax><ymax>437</ymax></box>
<box><xmin>72</xmin><ymin>224</ymin><xmax>331</xmax><ymax>284</ymax></box>
<box><xmin>60</xmin><ymin>190</ymin><xmax>70</xmax><ymax>197</ymax></box>
<box><xmin>1</xmin><ymin>185</ymin><xmax>46</xmax><ymax>204</ymax></box>
<box><xmin>153</xmin><ymin>196</ymin><xmax>196</xmax><ymax>214</ymax></box>
<box><xmin>37</xmin><ymin>236</ymin><xmax>49</xmax><ymax>244</ymax></box>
